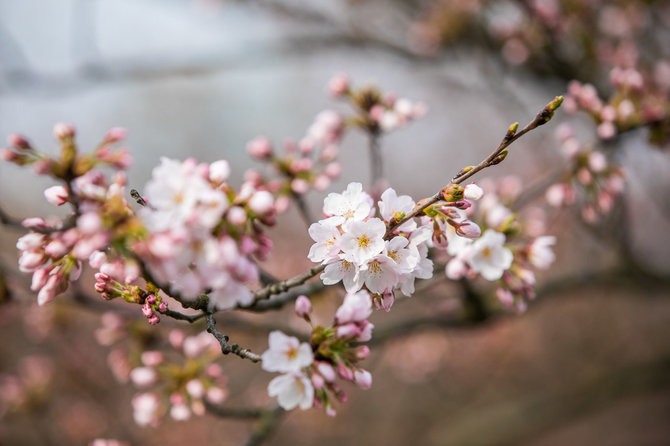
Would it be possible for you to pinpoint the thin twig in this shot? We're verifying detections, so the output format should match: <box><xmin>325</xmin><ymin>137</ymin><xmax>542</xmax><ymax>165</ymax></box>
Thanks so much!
<box><xmin>205</xmin><ymin>314</ymin><xmax>262</xmax><ymax>363</ymax></box>
<box><xmin>385</xmin><ymin>96</ymin><xmax>563</xmax><ymax>237</ymax></box>
<box><xmin>244</xmin><ymin>281</ymin><xmax>325</xmax><ymax>312</ymax></box>
<box><xmin>250</xmin><ymin>264</ymin><xmax>326</xmax><ymax>303</ymax></box>
<box><xmin>163</xmin><ymin>308</ymin><xmax>206</xmax><ymax>324</ymax></box>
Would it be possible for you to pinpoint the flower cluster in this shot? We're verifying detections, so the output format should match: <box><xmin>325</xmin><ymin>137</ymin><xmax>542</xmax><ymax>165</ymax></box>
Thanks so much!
<box><xmin>244</xmin><ymin>108</ymin><xmax>344</xmax><ymax>206</ymax></box>
<box><xmin>328</xmin><ymin>73</ymin><xmax>427</xmax><ymax>133</ymax></box>
<box><xmin>262</xmin><ymin>291</ymin><xmax>373</xmax><ymax>415</ymax></box>
<box><xmin>308</xmin><ymin>182</ymin><xmax>433</xmax><ymax>309</ymax></box>
<box><xmin>96</xmin><ymin>314</ymin><xmax>229</xmax><ymax>427</ymax></box>
<box><xmin>0</xmin><ymin>356</ymin><xmax>53</xmax><ymax>418</ymax></box>
<box><xmin>134</xmin><ymin>157</ymin><xmax>277</xmax><ymax>310</ymax></box>
<box><xmin>565</xmin><ymin>70</ymin><xmax>670</xmax><ymax>145</ymax></box>
<box><xmin>546</xmin><ymin>124</ymin><xmax>626</xmax><ymax>223</ymax></box>
<box><xmin>436</xmin><ymin>177</ymin><xmax>557</xmax><ymax>311</ymax></box>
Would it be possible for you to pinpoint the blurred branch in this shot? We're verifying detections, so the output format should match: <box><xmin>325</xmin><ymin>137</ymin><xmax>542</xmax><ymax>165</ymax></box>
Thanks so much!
<box><xmin>291</xmin><ymin>192</ymin><xmax>314</xmax><ymax>228</ymax></box>
<box><xmin>369</xmin><ymin>131</ymin><xmax>383</xmax><ymax>188</ymax></box>
<box><xmin>244</xmin><ymin>406</ymin><xmax>285</xmax><ymax>446</ymax></box>
<box><xmin>163</xmin><ymin>308</ymin><xmax>206</xmax><ymax>323</ymax></box>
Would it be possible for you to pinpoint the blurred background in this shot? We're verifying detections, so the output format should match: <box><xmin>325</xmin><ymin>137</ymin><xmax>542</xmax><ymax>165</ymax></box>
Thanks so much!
<box><xmin>1</xmin><ymin>0</ymin><xmax>669</xmax><ymax>445</ymax></box>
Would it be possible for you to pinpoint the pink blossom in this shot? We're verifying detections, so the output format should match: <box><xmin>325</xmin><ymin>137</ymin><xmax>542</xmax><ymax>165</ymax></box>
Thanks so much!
<box><xmin>130</xmin><ymin>367</ymin><xmax>157</xmax><ymax>388</ymax></box>
<box><xmin>335</xmin><ymin>290</ymin><xmax>372</xmax><ymax>324</ymax></box>
<box><xmin>354</xmin><ymin>369</ymin><xmax>372</xmax><ymax>389</ymax></box>
<box><xmin>131</xmin><ymin>392</ymin><xmax>160</xmax><ymax>426</ymax></box>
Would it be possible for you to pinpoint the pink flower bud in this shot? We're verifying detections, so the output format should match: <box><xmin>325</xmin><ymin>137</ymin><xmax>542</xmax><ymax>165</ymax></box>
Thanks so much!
<box><xmin>248</xmin><ymin>191</ymin><xmax>274</xmax><ymax>215</ymax></box>
<box><xmin>294</xmin><ymin>295</ymin><xmax>312</xmax><ymax>319</ymax></box>
<box><xmin>77</xmin><ymin>212</ymin><xmax>103</xmax><ymax>234</ymax></box>
<box><xmin>130</xmin><ymin>367</ymin><xmax>157</xmax><ymax>388</ymax></box>
<box><xmin>7</xmin><ymin>133</ymin><xmax>31</xmax><ymax>149</ymax></box>
<box><xmin>141</xmin><ymin>351</ymin><xmax>164</xmax><ymax>367</ymax></box>
<box><xmin>336</xmin><ymin>323</ymin><xmax>361</xmax><ymax>339</ymax></box>
<box><xmin>354</xmin><ymin>369</ymin><xmax>372</xmax><ymax>389</ymax></box>
<box><xmin>324</xmin><ymin>162</ymin><xmax>342</xmax><ymax>179</ymax></box>
<box><xmin>169</xmin><ymin>330</ymin><xmax>185</xmax><ymax>349</ymax></box>
<box><xmin>185</xmin><ymin>379</ymin><xmax>204</xmax><ymax>398</ymax></box>
<box><xmin>146</xmin><ymin>294</ymin><xmax>156</xmax><ymax>304</ymax></box>
<box><xmin>44</xmin><ymin>185</ymin><xmax>69</xmax><ymax>206</ymax></box>
<box><xmin>141</xmin><ymin>303</ymin><xmax>153</xmax><ymax>318</ymax></box>
<box><xmin>463</xmin><ymin>183</ymin><xmax>483</xmax><ymax>201</ymax></box>
<box><xmin>226</xmin><ymin>206</ymin><xmax>247</xmax><ymax>225</ymax></box>
<box><xmin>104</xmin><ymin>127</ymin><xmax>127</xmax><ymax>143</ymax></box>
<box><xmin>496</xmin><ymin>287</ymin><xmax>514</xmax><ymax>307</ymax></box>
<box><xmin>147</xmin><ymin>315</ymin><xmax>160</xmax><ymax>325</ymax></box>
<box><xmin>327</xmin><ymin>73</ymin><xmax>349</xmax><ymax>97</ymax></box>
<box><xmin>89</xmin><ymin>251</ymin><xmax>107</xmax><ymax>269</ymax></box>
<box><xmin>317</xmin><ymin>362</ymin><xmax>336</xmax><ymax>382</ymax></box>
<box><xmin>206</xmin><ymin>387</ymin><xmax>227</xmax><ymax>404</ymax></box>
<box><xmin>209</xmin><ymin>160</ymin><xmax>230</xmax><ymax>183</ymax></box>
<box><xmin>0</xmin><ymin>148</ymin><xmax>18</xmax><ymax>162</ymax></box>
<box><xmin>588</xmin><ymin>151</ymin><xmax>607</xmax><ymax>173</ymax></box>
<box><xmin>158</xmin><ymin>302</ymin><xmax>167</xmax><ymax>313</ymax></box>
<box><xmin>53</xmin><ymin>123</ymin><xmax>75</xmax><ymax>139</ymax></box>
<box><xmin>274</xmin><ymin>195</ymin><xmax>291</xmax><ymax>214</ymax></box>
<box><xmin>246</xmin><ymin>136</ymin><xmax>273</xmax><ymax>159</ymax></box>
<box><xmin>596</xmin><ymin>121</ymin><xmax>616</xmax><ymax>140</ymax></box>
<box><xmin>355</xmin><ymin>345</ymin><xmax>370</xmax><ymax>360</ymax></box>
<box><xmin>337</xmin><ymin>362</ymin><xmax>355</xmax><ymax>381</ymax></box>
<box><xmin>291</xmin><ymin>178</ymin><xmax>310</xmax><ymax>195</ymax></box>
<box><xmin>311</xmin><ymin>373</ymin><xmax>325</xmax><ymax>390</ymax></box>
<box><xmin>456</xmin><ymin>221</ymin><xmax>481</xmax><ymax>239</ymax></box>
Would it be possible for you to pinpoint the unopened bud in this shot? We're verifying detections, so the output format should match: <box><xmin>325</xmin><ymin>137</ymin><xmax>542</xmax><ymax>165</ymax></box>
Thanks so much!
<box><xmin>441</xmin><ymin>184</ymin><xmax>463</xmax><ymax>202</ymax></box>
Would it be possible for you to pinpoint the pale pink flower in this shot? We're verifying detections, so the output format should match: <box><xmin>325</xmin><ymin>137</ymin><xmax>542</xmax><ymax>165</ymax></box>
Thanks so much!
<box><xmin>53</xmin><ymin>122</ymin><xmax>75</xmax><ymax>139</ymax></box>
<box><xmin>339</xmin><ymin>219</ymin><xmax>386</xmax><ymax>264</ymax></box>
<box><xmin>320</xmin><ymin>257</ymin><xmax>362</xmax><ymax>292</ymax></box>
<box><xmin>468</xmin><ymin>230</ymin><xmax>513</xmax><ymax>281</ymax></box>
<box><xmin>323</xmin><ymin>182</ymin><xmax>372</xmax><ymax>223</ymax></box>
<box><xmin>328</xmin><ymin>73</ymin><xmax>349</xmax><ymax>97</ymax></box>
<box><xmin>335</xmin><ymin>290</ymin><xmax>372</xmax><ymax>324</ymax></box>
<box><xmin>267</xmin><ymin>373</ymin><xmax>314</xmax><ymax>410</ymax></box>
<box><xmin>261</xmin><ymin>331</ymin><xmax>313</xmax><ymax>373</ymax></box>
<box><xmin>359</xmin><ymin>254</ymin><xmax>399</xmax><ymax>294</ymax></box>
<box><xmin>378</xmin><ymin>188</ymin><xmax>416</xmax><ymax>231</ymax></box>
<box><xmin>307</xmin><ymin>219</ymin><xmax>342</xmax><ymax>263</ymax></box>
<box><xmin>528</xmin><ymin>236</ymin><xmax>556</xmax><ymax>269</ymax></box>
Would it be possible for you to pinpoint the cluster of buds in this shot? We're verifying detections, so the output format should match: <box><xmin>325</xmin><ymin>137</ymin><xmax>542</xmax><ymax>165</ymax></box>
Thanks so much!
<box><xmin>327</xmin><ymin>73</ymin><xmax>427</xmax><ymax>133</ymax></box>
<box><xmin>94</xmin><ymin>274</ymin><xmax>167</xmax><ymax>324</ymax></box>
<box><xmin>133</xmin><ymin>157</ymin><xmax>279</xmax><ymax>310</ymax></box>
<box><xmin>308</xmin><ymin>183</ymin><xmax>434</xmax><ymax>310</ymax></box>
<box><xmin>8</xmin><ymin>125</ymin><xmax>137</xmax><ymax>306</ymax></box>
<box><xmin>244</xmin><ymin>108</ymin><xmax>344</xmax><ymax>205</ymax></box>
<box><xmin>564</xmin><ymin>66</ymin><xmax>670</xmax><ymax>145</ymax></box>
<box><xmin>261</xmin><ymin>292</ymin><xmax>373</xmax><ymax>415</ymax></box>
<box><xmin>546</xmin><ymin>124</ymin><xmax>626</xmax><ymax>223</ymax></box>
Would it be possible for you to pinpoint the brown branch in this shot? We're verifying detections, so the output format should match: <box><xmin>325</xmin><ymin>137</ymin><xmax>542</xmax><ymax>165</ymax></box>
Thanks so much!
<box><xmin>249</xmin><ymin>264</ymin><xmax>326</xmax><ymax>303</ymax></box>
<box><xmin>205</xmin><ymin>313</ymin><xmax>262</xmax><ymax>363</ymax></box>
<box><xmin>163</xmin><ymin>308</ymin><xmax>206</xmax><ymax>323</ymax></box>
<box><xmin>204</xmin><ymin>402</ymin><xmax>266</xmax><ymax>419</ymax></box>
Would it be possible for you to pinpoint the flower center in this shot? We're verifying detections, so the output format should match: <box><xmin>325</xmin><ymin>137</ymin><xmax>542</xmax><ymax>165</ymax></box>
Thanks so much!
<box><xmin>481</xmin><ymin>247</ymin><xmax>492</xmax><ymax>259</ymax></box>
<box><xmin>356</xmin><ymin>234</ymin><xmax>371</xmax><ymax>248</ymax></box>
